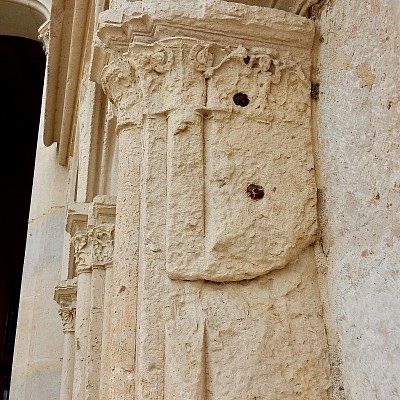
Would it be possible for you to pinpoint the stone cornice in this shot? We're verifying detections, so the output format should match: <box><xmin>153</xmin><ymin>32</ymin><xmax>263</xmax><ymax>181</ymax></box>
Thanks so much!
<box><xmin>94</xmin><ymin>1</ymin><xmax>315</xmax><ymax>56</ymax></box>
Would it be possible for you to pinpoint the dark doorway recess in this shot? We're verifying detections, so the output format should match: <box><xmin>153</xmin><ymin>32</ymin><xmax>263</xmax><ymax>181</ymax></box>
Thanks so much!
<box><xmin>0</xmin><ymin>36</ymin><xmax>46</xmax><ymax>399</ymax></box>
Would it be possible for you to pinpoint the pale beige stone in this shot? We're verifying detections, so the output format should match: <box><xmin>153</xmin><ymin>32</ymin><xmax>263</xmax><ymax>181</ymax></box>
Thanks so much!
<box><xmin>6</xmin><ymin>0</ymin><xmax>399</xmax><ymax>399</ymax></box>
<box><xmin>95</xmin><ymin>2</ymin><xmax>331</xmax><ymax>399</ymax></box>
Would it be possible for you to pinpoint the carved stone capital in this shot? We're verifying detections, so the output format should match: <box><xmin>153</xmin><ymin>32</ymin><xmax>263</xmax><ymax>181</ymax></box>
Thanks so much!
<box><xmin>89</xmin><ymin>224</ymin><xmax>115</xmax><ymax>269</ymax></box>
<box><xmin>93</xmin><ymin>4</ymin><xmax>317</xmax><ymax>282</ymax></box>
<box><xmin>38</xmin><ymin>19</ymin><xmax>50</xmax><ymax>55</ymax></box>
<box><xmin>58</xmin><ymin>305</ymin><xmax>76</xmax><ymax>333</ymax></box>
<box><xmin>100</xmin><ymin>54</ymin><xmax>143</xmax><ymax>130</ymax></box>
<box><xmin>54</xmin><ymin>279</ymin><xmax>77</xmax><ymax>333</ymax></box>
<box><xmin>71</xmin><ymin>223</ymin><xmax>115</xmax><ymax>274</ymax></box>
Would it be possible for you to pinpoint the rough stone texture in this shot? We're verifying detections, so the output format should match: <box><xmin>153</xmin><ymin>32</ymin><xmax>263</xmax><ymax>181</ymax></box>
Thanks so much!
<box><xmin>96</xmin><ymin>1</ymin><xmax>332</xmax><ymax>398</ymax></box>
<box><xmin>98</xmin><ymin>1</ymin><xmax>318</xmax><ymax>282</ymax></box>
<box><xmin>10</xmin><ymin>0</ymin><xmax>400</xmax><ymax>398</ymax></box>
<box><xmin>316</xmin><ymin>0</ymin><xmax>400</xmax><ymax>398</ymax></box>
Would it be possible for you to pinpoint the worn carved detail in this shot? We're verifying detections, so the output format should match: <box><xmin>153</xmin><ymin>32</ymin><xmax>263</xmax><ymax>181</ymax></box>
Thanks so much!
<box><xmin>54</xmin><ymin>279</ymin><xmax>77</xmax><ymax>333</ymax></box>
<box><xmin>38</xmin><ymin>20</ymin><xmax>50</xmax><ymax>55</ymax></box>
<box><xmin>71</xmin><ymin>224</ymin><xmax>115</xmax><ymax>273</ymax></box>
<box><xmin>224</xmin><ymin>0</ymin><xmax>324</xmax><ymax>17</ymax></box>
<box><xmin>101</xmin><ymin>54</ymin><xmax>143</xmax><ymax>129</ymax></box>
<box><xmin>89</xmin><ymin>224</ymin><xmax>114</xmax><ymax>268</ymax></box>
<box><xmin>99</xmin><ymin>36</ymin><xmax>315</xmax><ymax>282</ymax></box>
<box><xmin>72</xmin><ymin>232</ymin><xmax>91</xmax><ymax>274</ymax></box>
<box><xmin>58</xmin><ymin>303</ymin><xmax>76</xmax><ymax>333</ymax></box>
<box><xmin>189</xmin><ymin>43</ymin><xmax>215</xmax><ymax>72</ymax></box>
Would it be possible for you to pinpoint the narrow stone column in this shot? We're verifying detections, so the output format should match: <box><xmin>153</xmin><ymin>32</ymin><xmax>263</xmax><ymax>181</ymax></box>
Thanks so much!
<box><xmin>99</xmin><ymin>264</ymin><xmax>113</xmax><ymax>400</ymax></box>
<box><xmin>84</xmin><ymin>223</ymin><xmax>114</xmax><ymax>399</ymax></box>
<box><xmin>54</xmin><ymin>280</ymin><xmax>77</xmax><ymax>400</ymax></box>
<box><xmin>71</xmin><ymin>231</ymin><xmax>92</xmax><ymax>400</ymax></box>
<box><xmin>109</xmin><ymin>126</ymin><xmax>141</xmax><ymax>398</ymax></box>
<box><xmin>97</xmin><ymin>54</ymin><xmax>143</xmax><ymax>398</ymax></box>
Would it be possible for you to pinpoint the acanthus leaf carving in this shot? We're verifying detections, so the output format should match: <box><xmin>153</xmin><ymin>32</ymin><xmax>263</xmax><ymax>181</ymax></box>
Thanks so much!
<box><xmin>54</xmin><ymin>279</ymin><xmax>77</xmax><ymax>333</ymax></box>
<box><xmin>72</xmin><ymin>232</ymin><xmax>91</xmax><ymax>274</ymax></box>
<box><xmin>89</xmin><ymin>224</ymin><xmax>115</xmax><ymax>268</ymax></box>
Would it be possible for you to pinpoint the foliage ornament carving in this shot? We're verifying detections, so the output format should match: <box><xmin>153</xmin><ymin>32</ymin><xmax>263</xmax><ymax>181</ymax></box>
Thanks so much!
<box><xmin>54</xmin><ymin>279</ymin><xmax>77</xmax><ymax>333</ymax></box>
<box><xmin>71</xmin><ymin>223</ymin><xmax>115</xmax><ymax>274</ymax></box>
<box><xmin>58</xmin><ymin>303</ymin><xmax>76</xmax><ymax>333</ymax></box>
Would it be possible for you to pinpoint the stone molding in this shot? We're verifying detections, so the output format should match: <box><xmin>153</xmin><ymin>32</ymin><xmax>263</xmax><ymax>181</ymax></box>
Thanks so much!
<box><xmin>54</xmin><ymin>279</ymin><xmax>77</xmax><ymax>333</ymax></box>
<box><xmin>224</xmin><ymin>0</ymin><xmax>325</xmax><ymax>17</ymax></box>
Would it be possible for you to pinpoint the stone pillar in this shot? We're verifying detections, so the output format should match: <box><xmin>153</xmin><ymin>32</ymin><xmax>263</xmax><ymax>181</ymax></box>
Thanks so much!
<box><xmin>94</xmin><ymin>53</ymin><xmax>143</xmax><ymax>398</ymax></box>
<box><xmin>94</xmin><ymin>1</ymin><xmax>332</xmax><ymax>398</ymax></box>
<box><xmin>54</xmin><ymin>280</ymin><xmax>77</xmax><ymax>400</ymax></box>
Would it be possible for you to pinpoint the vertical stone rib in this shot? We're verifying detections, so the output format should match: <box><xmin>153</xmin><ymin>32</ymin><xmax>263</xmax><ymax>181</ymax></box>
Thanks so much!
<box><xmin>55</xmin><ymin>281</ymin><xmax>77</xmax><ymax>400</ymax></box>
<box><xmin>164</xmin><ymin>318</ymin><xmax>207</xmax><ymax>400</ymax></box>
<box><xmin>166</xmin><ymin>110</ymin><xmax>205</xmax><ymax>280</ymax></box>
<box><xmin>60</xmin><ymin>332</ymin><xmax>76</xmax><ymax>400</ymax></box>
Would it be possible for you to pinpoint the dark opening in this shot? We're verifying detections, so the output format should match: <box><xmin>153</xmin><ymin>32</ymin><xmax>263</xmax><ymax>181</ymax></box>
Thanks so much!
<box><xmin>0</xmin><ymin>36</ymin><xmax>46</xmax><ymax>400</ymax></box>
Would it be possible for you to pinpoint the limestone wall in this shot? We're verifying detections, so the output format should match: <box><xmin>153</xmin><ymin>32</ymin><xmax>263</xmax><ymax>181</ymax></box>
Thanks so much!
<box><xmin>316</xmin><ymin>0</ymin><xmax>400</xmax><ymax>398</ymax></box>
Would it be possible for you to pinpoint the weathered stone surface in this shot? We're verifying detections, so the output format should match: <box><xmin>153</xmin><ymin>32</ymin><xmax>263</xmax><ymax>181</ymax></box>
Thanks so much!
<box><xmin>316</xmin><ymin>0</ymin><xmax>400</xmax><ymax>398</ymax></box>
<box><xmin>96</xmin><ymin>2</ymin><xmax>331</xmax><ymax>399</ymax></box>
<box><xmin>10</xmin><ymin>0</ymin><xmax>400</xmax><ymax>399</ymax></box>
<box><xmin>99</xmin><ymin>3</ymin><xmax>317</xmax><ymax>281</ymax></box>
